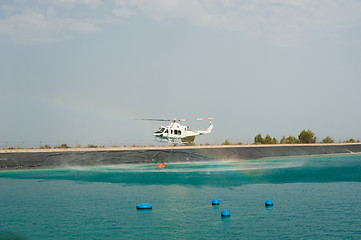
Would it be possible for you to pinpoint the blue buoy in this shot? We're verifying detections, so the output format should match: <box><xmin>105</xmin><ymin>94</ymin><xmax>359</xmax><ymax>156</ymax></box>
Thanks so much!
<box><xmin>212</xmin><ymin>199</ymin><xmax>220</xmax><ymax>205</ymax></box>
<box><xmin>265</xmin><ymin>200</ymin><xmax>274</xmax><ymax>207</ymax></box>
<box><xmin>136</xmin><ymin>203</ymin><xmax>152</xmax><ymax>210</ymax></box>
<box><xmin>221</xmin><ymin>210</ymin><xmax>230</xmax><ymax>217</ymax></box>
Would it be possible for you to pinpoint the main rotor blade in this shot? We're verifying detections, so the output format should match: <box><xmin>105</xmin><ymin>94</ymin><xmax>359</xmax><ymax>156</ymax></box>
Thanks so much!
<box><xmin>179</xmin><ymin>118</ymin><xmax>214</xmax><ymax>121</ymax></box>
<box><xmin>139</xmin><ymin>117</ymin><xmax>214</xmax><ymax>122</ymax></box>
<box><xmin>138</xmin><ymin>118</ymin><xmax>172</xmax><ymax>122</ymax></box>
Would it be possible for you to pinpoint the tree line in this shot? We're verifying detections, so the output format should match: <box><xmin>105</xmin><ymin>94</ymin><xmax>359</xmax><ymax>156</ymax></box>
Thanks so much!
<box><xmin>253</xmin><ymin>129</ymin><xmax>360</xmax><ymax>144</ymax></box>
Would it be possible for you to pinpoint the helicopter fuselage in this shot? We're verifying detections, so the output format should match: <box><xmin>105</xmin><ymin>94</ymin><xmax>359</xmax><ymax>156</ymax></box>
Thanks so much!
<box><xmin>153</xmin><ymin>122</ymin><xmax>213</xmax><ymax>143</ymax></box>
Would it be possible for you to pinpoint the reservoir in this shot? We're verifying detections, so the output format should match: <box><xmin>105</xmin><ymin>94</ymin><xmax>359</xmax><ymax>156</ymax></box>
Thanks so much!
<box><xmin>1</xmin><ymin>154</ymin><xmax>361</xmax><ymax>239</ymax></box>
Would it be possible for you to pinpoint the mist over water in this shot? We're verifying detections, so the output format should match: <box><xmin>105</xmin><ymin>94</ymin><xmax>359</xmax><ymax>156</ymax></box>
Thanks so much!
<box><xmin>2</xmin><ymin>154</ymin><xmax>361</xmax><ymax>186</ymax></box>
<box><xmin>1</xmin><ymin>154</ymin><xmax>361</xmax><ymax>239</ymax></box>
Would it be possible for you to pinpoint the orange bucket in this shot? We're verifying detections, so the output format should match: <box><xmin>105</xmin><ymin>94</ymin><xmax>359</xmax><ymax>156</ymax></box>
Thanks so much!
<box><xmin>157</xmin><ymin>163</ymin><xmax>166</xmax><ymax>168</ymax></box>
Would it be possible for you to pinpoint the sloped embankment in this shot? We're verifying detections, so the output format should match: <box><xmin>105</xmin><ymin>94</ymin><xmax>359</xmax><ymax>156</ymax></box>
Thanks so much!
<box><xmin>1</xmin><ymin>144</ymin><xmax>361</xmax><ymax>170</ymax></box>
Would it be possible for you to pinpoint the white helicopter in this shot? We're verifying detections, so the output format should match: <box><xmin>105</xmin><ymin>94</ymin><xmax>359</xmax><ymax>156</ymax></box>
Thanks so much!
<box><xmin>140</xmin><ymin>118</ymin><xmax>214</xmax><ymax>143</ymax></box>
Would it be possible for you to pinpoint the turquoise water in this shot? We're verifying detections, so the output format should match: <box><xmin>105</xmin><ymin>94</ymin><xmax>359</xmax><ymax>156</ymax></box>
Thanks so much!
<box><xmin>1</xmin><ymin>155</ymin><xmax>361</xmax><ymax>239</ymax></box>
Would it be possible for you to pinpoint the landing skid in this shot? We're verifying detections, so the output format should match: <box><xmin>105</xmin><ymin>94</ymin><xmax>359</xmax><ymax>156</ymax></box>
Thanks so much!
<box><xmin>155</xmin><ymin>137</ymin><xmax>182</xmax><ymax>144</ymax></box>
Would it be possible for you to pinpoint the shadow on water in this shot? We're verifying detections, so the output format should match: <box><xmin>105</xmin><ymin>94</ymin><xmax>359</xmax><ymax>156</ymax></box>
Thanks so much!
<box><xmin>1</xmin><ymin>155</ymin><xmax>361</xmax><ymax>187</ymax></box>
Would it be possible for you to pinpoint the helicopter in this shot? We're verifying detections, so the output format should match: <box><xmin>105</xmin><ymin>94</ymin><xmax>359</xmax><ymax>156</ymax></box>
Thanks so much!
<box><xmin>140</xmin><ymin>118</ymin><xmax>214</xmax><ymax>143</ymax></box>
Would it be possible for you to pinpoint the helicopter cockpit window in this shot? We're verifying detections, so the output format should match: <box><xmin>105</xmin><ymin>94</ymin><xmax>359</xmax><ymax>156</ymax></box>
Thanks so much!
<box><xmin>155</xmin><ymin>127</ymin><xmax>165</xmax><ymax>134</ymax></box>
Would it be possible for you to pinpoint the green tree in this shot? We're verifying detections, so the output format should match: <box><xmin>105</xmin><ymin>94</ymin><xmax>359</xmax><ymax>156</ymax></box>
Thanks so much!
<box><xmin>298</xmin><ymin>130</ymin><xmax>316</xmax><ymax>143</ymax></box>
<box><xmin>254</xmin><ymin>134</ymin><xmax>265</xmax><ymax>144</ymax></box>
<box><xmin>285</xmin><ymin>136</ymin><xmax>298</xmax><ymax>144</ymax></box>
<box><xmin>264</xmin><ymin>134</ymin><xmax>272</xmax><ymax>144</ymax></box>
<box><xmin>40</xmin><ymin>144</ymin><xmax>51</xmax><ymax>149</ymax></box>
<box><xmin>322</xmin><ymin>136</ymin><xmax>334</xmax><ymax>143</ymax></box>
<box><xmin>222</xmin><ymin>139</ymin><xmax>231</xmax><ymax>145</ymax></box>
<box><xmin>55</xmin><ymin>144</ymin><xmax>69</xmax><ymax>149</ymax></box>
<box><xmin>262</xmin><ymin>134</ymin><xmax>278</xmax><ymax>144</ymax></box>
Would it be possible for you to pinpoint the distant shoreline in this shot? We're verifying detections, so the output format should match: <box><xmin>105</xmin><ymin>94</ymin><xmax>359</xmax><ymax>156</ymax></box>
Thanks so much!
<box><xmin>1</xmin><ymin>142</ymin><xmax>361</xmax><ymax>154</ymax></box>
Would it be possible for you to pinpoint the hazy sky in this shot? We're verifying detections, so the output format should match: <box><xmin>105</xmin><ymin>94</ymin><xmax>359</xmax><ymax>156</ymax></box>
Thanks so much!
<box><xmin>1</xmin><ymin>0</ymin><xmax>361</xmax><ymax>147</ymax></box>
